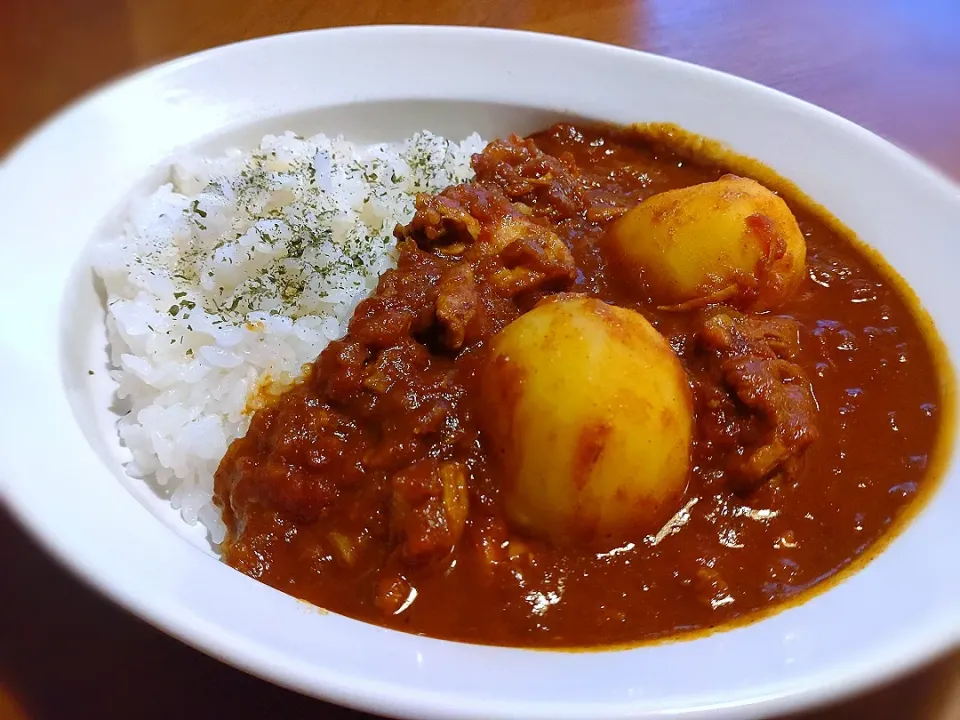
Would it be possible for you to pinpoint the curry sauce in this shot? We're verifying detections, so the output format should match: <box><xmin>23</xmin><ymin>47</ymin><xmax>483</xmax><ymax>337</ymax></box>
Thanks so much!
<box><xmin>213</xmin><ymin>123</ymin><xmax>952</xmax><ymax>648</ymax></box>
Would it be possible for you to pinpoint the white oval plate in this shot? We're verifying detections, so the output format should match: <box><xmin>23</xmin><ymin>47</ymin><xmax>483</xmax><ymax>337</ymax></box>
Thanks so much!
<box><xmin>1</xmin><ymin>26</ymin><xmax>958</xmax><ymax>720</ymax></box>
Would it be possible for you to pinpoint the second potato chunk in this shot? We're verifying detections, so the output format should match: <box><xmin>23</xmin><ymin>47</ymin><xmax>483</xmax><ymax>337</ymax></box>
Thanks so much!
<box><xmin>605</xmin><ymin>174</ymin><xmax>806</xmax><ymax>311</ymax></box>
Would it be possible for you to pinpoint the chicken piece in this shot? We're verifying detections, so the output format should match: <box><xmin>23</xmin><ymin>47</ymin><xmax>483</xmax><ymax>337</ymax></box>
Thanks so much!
<box><xmin>698</xmin><ymin>309</ymin><xmax>819</xmax><ymax>493</ymax></box>
<box><xmin>397</xmin><ymin>183</ymin><xmax>576</xmax><ymax>298</ymax></box>
<box><xmin>214</xmin><ymin>393</ymin><xmax>364</xmax><ymax>525</ymax></box>
<box><xmin>403</xmin><ymin>192</ymin><xmax>481</xmax><ymax>253</ymax></box>
<box><xmin>487</xmin><ymin>215</ymin><xmax>577</xmax><ymax>296</ymax></box>
<box><xmin>472</xmin><ymin>133</ymin><xmax>588</xmax><ymax>221</ymax></box>
<box><xmin>435</xmin><ymin>263</ymin><xmax>479</xmax><ymax>350</ymax></box>
<box><xmin>390</xmin><ymin>459</ymin><xmax>470</xmax><ymax>563</ymax></box>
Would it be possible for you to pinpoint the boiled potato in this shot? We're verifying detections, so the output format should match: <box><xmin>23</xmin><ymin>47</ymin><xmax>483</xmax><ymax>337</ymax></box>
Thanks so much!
<box><xmin>605</xmin><ymin>174</ymin><xmax>806</xmax><ymax>311</ymax></box>
<box><xmin>479</xmin><ymin>297</ymin><xmax>692</xmax><ymax>546</ymax></box>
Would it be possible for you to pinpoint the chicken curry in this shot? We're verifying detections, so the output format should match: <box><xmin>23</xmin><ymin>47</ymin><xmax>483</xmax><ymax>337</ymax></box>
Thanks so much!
<box><xmin>214</xmin><ymin>122</ymin><xmax>951</xmax><ymax>647</ymax></box>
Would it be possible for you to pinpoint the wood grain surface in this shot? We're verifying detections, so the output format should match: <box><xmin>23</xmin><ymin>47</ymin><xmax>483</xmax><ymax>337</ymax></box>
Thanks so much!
<box><xmin>1</xmin><ymin>1</ymin><xmax>958</xmax><ymax>718</ymax></box>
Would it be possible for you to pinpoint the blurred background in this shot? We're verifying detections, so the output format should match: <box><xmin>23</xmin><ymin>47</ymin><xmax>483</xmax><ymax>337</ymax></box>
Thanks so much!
<box><xmin>1</xmin><ymin>0</ymin><xmax>958</xmax><ymax>718</ymax></box>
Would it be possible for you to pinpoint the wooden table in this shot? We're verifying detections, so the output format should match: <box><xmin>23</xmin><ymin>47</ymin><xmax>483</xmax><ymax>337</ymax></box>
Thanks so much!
<box><xmin>1</xmin><ymin>1</ymin><xmax>958</xmax><ymax>718</ymax></box>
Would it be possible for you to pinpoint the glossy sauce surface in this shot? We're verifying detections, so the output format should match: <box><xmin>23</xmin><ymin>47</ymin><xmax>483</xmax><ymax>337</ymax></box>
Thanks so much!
<box><xmin>214</xmin><ymin>123</ymin><xmax>945</xmax><ymax>647</ymax></box>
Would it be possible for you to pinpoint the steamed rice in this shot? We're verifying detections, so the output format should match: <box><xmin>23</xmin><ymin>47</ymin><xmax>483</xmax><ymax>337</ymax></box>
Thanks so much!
<box><xmin>95</xmin><ymin>130</ymin><xmax>485</xmax><ymax>543</ymax></box>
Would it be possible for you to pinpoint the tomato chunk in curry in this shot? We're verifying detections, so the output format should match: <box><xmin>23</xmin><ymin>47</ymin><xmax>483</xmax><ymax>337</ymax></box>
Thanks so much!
<box><xmin>214</xmin><ymin>123</ymin><xmax>946</xmax><ymax>647</ymax></box>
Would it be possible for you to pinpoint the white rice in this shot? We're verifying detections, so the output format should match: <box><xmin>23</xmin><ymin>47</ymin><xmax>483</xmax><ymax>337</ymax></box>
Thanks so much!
<box><xmin>95</xmin><ymin>130</ymin><xmax>485</xmax><ymax>543</ymax></box>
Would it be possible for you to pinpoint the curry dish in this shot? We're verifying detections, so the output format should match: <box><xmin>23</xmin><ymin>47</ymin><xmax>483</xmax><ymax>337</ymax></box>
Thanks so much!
<box><xmin>214</xmin><ymin>122</ymin><xmax>949</xmax><ymax>647</ymax></box>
